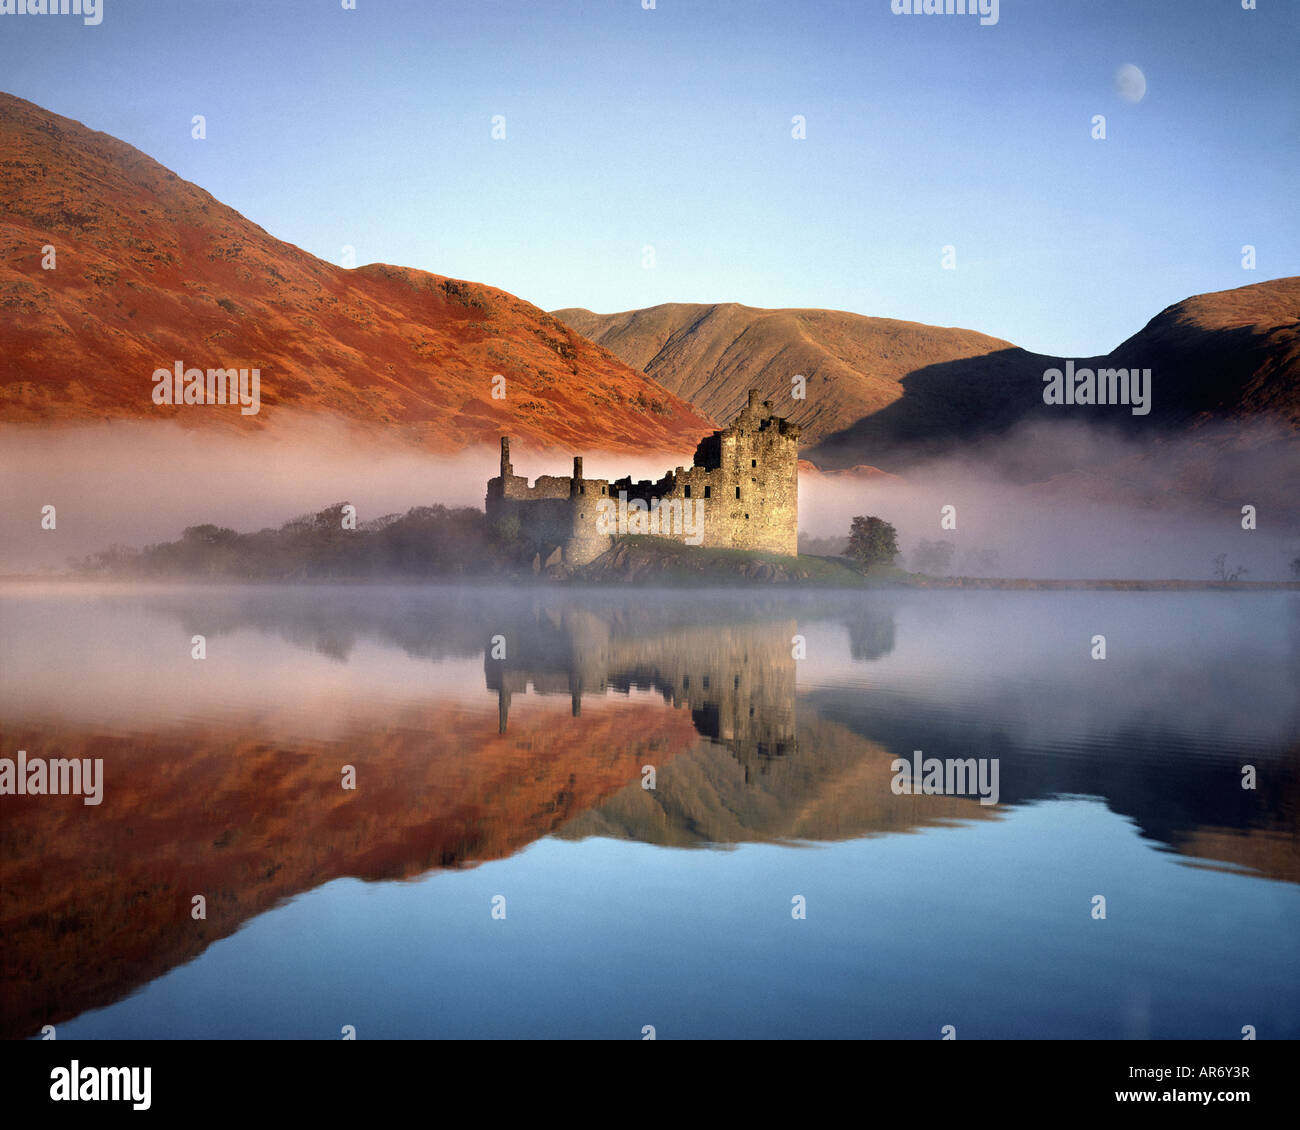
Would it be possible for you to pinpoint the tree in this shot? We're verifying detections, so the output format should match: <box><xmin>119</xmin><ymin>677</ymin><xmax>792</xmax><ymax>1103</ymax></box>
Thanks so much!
<box><xmin>180</xmin><ymin>523</ymin><xmax>239</xmax><ymax>546</ymax></box>
<box><xmin>843</xmin><ymin>516</ymin><xmax>899</xmax><ymax>570</ymax></box>
<box><xmin>962</xmin><ymin>546</ymin><xmax>1001</xmax><ymax>577</ymax></box>
<box><xmin>1212</xmin><ymin>553</ymin><xmax>1248</xmax><ymax>582</ymax></box>
<box><xmin>910</xmin><ymin>538</ymin><xmax>955</xmax><ymax>575</ymax></box>
<box><xmin>493</xmin><ymin>511</ymin><xmax>521</xmax><ymax>549</ymax></box>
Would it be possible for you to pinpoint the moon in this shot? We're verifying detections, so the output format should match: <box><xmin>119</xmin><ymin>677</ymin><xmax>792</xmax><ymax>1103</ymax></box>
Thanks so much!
<box><xmin>1114</xmin><ymin>63</ymin><xmax>1147</xmax><ymax>103</ymax></box>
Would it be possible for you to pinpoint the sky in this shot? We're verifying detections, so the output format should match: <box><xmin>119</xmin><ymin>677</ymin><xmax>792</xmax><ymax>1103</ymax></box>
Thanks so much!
<box><xmin>1</xmin><ymin>0</ymin><xmax>1296</xmax><ymax>356</ymax></box>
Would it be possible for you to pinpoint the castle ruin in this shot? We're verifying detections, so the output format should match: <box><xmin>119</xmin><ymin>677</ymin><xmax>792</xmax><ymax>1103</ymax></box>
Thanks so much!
<box><xmin>486</xmin><ymin>389</ymin><xmax>801</xmax><ymax>565</ymax></box>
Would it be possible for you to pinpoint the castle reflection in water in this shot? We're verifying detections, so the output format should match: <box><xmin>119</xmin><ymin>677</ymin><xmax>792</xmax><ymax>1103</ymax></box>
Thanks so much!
<box><xmin>486</xmin><ymin>610</ymin><xmax>798</xmax><ymax>777</ymax></box>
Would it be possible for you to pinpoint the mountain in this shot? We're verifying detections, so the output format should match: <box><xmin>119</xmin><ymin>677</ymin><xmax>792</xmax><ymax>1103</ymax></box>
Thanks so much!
<box><xmin>0</xmin><ymin>93</ymin><xmax>715</xmax><ymax>454</ymax></box>
<box><xmin>1106</xmin><ymin>278</ymin><xmax>1300</xmax><ymax>424</ymax></box>
<box><xmin>553</xmin><ymin>300</ymin><xmax>1017</xmax><ymax>455</ymax></box>
<box><xmin>4</xmin><ymin>90</ymin><xmax>1294</xmax><ymax>472</ymax></box>
<box><xmin>556</xmin><ymin>278</ymin><xmax>1300</xmax><ymax>470</ymax></box>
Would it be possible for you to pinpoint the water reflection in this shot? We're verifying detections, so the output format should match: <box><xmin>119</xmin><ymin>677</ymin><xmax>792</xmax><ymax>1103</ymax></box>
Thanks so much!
<box><xmin>487</xmin><ymin>609</ymin><xmax>799</xmax><ymax>771</ymax></box>
<box><xmin>0</xmin><ymin>584</ymin><xmax>1295</xmax><ymax>1039</ymax></box>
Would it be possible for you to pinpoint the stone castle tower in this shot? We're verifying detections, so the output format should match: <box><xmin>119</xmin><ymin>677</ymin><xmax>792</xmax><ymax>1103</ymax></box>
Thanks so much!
<box><xmin>486</xmin><ymin>389</ymin><xmax>800</xmax><ymax>565</ymax></box>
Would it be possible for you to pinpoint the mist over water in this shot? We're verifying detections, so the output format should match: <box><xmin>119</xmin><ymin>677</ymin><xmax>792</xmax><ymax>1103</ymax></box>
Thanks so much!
<box><xmin>2</xmin><ymin>415</ymin><xmax>1296</xmax><ymax>580</ymax></box>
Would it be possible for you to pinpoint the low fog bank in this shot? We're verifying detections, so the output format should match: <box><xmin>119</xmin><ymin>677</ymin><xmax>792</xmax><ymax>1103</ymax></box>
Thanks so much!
<box><xmin>801</xmin><ymin>418</ymin><xmax>1300</xmax><ymax>581</ymax></box>
<box><xmin>0</xmin><ymin>417</ymin><xmax>499</xmax><ymax>573</ymax></box>
<box><xmin>2</xmin><ymin>414</ymin><xmax>1297</xmax><ymax>581</ymax></box>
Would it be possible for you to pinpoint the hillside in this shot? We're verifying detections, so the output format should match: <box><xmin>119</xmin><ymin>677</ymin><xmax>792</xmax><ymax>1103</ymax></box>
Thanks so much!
<box><xmin>556</xmin><ymin>279</ymin><xmax>1300</xmax><ymax>469</ymax></box>
<box><xmin>553</xmin><ymin>300</ymin><xmax>1018</xmax><ymax>453</ymax></box>
<box><xmin>1105</xmin><ymin>278</ymin><xmax>1300</xmax><ymax>424</ymax></box>
<box><xmin>0</xmin><ymin>92</ymin><xmax>716</xmax><ymax>454</ymax></box>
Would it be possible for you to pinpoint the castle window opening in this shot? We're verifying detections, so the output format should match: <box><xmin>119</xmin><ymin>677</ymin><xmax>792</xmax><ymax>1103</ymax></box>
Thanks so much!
<box><xmin>751</xmin><ymin>459</ymin><xmax>756</xmax><ymax>467</ymax></box>
<box><xmin>684</xmin><ymin>485</ymin><xmax>691</xmax><ymax>498</ymax></box>
<box><xmin>735</xmin><ymin>487</ymin><xmax>741</xmax><ymax>499</ymax></box>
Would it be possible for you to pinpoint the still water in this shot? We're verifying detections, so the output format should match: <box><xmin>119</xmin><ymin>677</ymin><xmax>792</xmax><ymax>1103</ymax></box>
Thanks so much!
<box><xmin>1</xmin><ymin>584</ymin><xmax>1296</xmax><ymax>1039</ymax></box>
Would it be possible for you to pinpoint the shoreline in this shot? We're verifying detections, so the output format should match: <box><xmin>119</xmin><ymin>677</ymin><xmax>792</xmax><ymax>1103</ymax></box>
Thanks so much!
<box><xmin>2</xmin><ymin>573</ymin><xmax>1298</xmax><ymax>592</ymax></box>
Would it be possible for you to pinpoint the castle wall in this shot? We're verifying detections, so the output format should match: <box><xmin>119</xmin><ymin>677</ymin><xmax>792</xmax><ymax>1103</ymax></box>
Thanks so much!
<box><xmin>485</xmin><ymin>389</ymin><xmax>800</xmax><ymax>564</ymax></box>
<box><xmin>610</xmin><ymin>390</ymin><xmax>800</xmax><ymax>556</ymax></box>
<box><xmin>486</xmin><ymin>459</ymin><xmax>615</xmax><ymax>566</ymax></box>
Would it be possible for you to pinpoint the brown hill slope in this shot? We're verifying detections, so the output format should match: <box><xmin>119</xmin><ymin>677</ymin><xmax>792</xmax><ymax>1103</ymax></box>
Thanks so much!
<box><xmin>810</xmin><ymin>277</ymin><xmax>1300</xmax><ymax>469</ymax></box>
<box><xmin>557</xmin><ymin>279</ymin><xmax>1300</xmax><ymax>469</ymax></box>
<box><xmin>1105</xmin><ymin>277</ymin><xmax>1300</xmax><ymax>423</ymax></box>
<box><xmin>553</xmin><ymin>300</ymin><xmax>1016</xmax><ymax>451</ymax></box>
<box><xmin>0</xmin><ymin>92</ymin><xmax>715</xmax><ymax>453</ymax></box>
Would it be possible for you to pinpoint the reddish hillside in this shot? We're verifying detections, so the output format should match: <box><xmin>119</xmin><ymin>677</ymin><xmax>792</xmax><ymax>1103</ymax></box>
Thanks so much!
<box><xmin>0</xmin><ymin>93</ymin><xmax>716</xmax><ymax>453</ymax></box>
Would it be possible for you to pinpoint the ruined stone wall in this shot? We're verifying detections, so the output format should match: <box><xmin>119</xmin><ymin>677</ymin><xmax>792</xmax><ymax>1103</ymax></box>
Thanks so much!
<box><xmin>696</xmin><ymin>390</ymin><xmax>800</xmax><ymax>556</ymax></box>
<box><xmin>565</xmin><ymin>476</ymin><xmax>616</xmax><ymax>565</ymax></box>
<box><xmin>611</xmin><ymin>390</ymin><xmax>800</xmax><ymax>556</ymax></box>
<box><xmin>486</xmin><ymin>450</ymin><xmax>615</xmax><ymax>566</ymax></box>
<box><xmin>484</xmin><ymin>389</ymin><xmax>800</xmax><ymax>564</ymax></box>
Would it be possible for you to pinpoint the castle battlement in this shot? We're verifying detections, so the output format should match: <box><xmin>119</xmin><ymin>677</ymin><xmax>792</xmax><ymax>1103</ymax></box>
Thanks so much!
<box><xmin>486</xmin><ymin>389</ymin><xmax>800</xmax><ymax>565</ymax></box>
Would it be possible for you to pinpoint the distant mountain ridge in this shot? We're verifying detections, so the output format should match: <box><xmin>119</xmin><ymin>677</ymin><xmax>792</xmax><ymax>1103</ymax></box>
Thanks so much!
<box><xmin>0</xmin><ymin>92</ymin><xmax>716</xmax><ymax>454</ymax></box>
<box><xmin>553</xmin><ymin>300</ymin><xmax>1017</xmax><ymax>455</ymax></box>
<box><xmin>556</xmin><ymin>278</ymin><xmax>1300</xmax><ymax>469</ymax></box>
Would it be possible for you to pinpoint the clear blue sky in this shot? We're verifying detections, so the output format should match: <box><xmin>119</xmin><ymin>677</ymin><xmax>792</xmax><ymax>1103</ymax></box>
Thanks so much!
<box><xmin>2</xmin><ymin>0</ymin><xmax>1296</xmax><ymax>355</ymax></box>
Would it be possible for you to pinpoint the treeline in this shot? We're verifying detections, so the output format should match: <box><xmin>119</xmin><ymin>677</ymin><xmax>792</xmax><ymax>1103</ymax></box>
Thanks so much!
<box><xmin>71</xmin><ymin>503</ymin><xmax>508</xmax><ymax>580</ymax></box>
